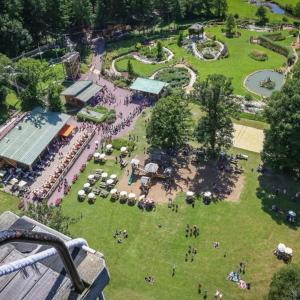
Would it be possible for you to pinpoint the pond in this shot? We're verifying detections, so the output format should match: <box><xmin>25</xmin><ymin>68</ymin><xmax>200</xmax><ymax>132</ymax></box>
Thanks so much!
<box><xmin>244</xmin><ymin>70</ymin><xmax>286</xmax><ymax>97</ymax></box>
<box><xmin>250</xmin><ymin>0</ymin><xmax>286</xmax><ymax>15</ymax></box>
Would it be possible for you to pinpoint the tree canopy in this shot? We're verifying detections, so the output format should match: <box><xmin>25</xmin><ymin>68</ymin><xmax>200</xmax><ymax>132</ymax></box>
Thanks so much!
<box><xmin>0</xmin><ymin>0</ymin><xmax>228</xmax><ymax>58</ymax></box>
<box><xmin>262</xmin><ymin>75</ymin><xmax>300</xmax><ymax>173</ymax></box>
<box><xmin>256</xmin><ymin>6</ymin><xmax>269</xmax><ymax>26</ymax></box>
<box><xmin>193</xmin><ymin>74</ymin><xmax>240</xmax><ymax>154</ymax></box>
<box><xmin>268</xmin><ymin>265</ymin><xmax>300</xmax><ymax>300</ymax></box>
<box><xmin>24</xmin><ymin>201</ymin><xmax>77</xmax><ymax>236</ymax></box>
<box><xmin>146</xmin><ymin>94</ymin><xmax>191</xmax><ymax>150</ymax></box>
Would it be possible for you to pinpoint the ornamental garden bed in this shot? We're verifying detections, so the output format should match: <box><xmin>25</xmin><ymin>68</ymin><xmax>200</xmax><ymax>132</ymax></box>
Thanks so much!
<box><xmin>154</xmin><ymin>67</ymin><xmax>190</xmax><ymax>89</ymax></box>
<box><xmin>77</xmin><ymin>106</ymin><xmax>116</xmax><ymax>124</ymax></box>
<box><xmin>249</xmin><ymin>50</ymin><xmax>268</xmax><ymax>61</ymax></box>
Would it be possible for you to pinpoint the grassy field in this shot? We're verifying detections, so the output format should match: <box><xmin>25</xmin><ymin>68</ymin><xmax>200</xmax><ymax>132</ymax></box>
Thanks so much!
<box><xmin>59</xmin><ymin>111</ymin><xmax>300</xmax><ymax>300</ymax></box>
<box><xmin>115</xmin><ymin>27</ymin><xmax>290</xmax><ymax>96</ymax></box>
<box><xmin>0</xmin><ymin>191</ymin><xmax>19</xmax><ymax>213</ymax></box>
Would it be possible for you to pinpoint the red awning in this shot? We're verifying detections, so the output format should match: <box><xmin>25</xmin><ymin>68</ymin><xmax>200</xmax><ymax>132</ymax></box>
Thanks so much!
<box><xmin>59</xmin><ymin>124</ymin><xmax>75</xmax><ymax>137</ymax></box>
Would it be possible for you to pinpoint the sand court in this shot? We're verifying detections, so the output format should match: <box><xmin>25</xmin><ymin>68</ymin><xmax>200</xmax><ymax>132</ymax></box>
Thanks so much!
<box><xmin>233</xmin><ymin>124</ymin><xmax>264</xmax><ymax>153</ymax></box>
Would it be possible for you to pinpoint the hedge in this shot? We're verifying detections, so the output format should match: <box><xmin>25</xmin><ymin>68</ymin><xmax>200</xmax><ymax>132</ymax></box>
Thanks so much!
<box><xmin>258</xmin><ymin>35</ymin><xmax>295</xmax><ymax>65</ymax></box>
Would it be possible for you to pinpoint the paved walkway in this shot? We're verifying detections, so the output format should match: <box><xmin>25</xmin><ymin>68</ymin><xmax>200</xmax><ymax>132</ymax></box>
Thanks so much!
<box><xmin>48</xmin><ymin>40</ymin><xmax>145</xmax><ymax>204</ymax></box>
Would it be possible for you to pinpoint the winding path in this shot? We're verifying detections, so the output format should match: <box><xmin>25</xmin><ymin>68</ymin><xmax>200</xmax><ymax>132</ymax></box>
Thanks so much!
<box><xmin>110</xmin><ymin>46</ymin><xmax>174</xmax><ymax>77</ymax></box>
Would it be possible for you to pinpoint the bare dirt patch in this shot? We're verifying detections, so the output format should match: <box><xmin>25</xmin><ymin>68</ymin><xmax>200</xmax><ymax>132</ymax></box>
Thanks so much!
<box><xmin>117</xmin><ymin>152</ymin><xmax>245</xmax><ymax>204</ymax></box>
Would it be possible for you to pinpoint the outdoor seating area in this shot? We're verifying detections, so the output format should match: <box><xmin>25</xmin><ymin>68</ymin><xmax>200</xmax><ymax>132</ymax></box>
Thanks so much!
<box><xmin>32</xmin><ymin>131</ymin><xmax>92</xmax><ymax>200</ymax></box>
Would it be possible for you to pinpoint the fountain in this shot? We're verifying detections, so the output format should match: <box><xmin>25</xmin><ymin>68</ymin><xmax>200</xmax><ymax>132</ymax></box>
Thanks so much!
<box><xmin>245</xmin><ymin>70</ymin><xmax>285</xmax><ymax>97</ymax></box>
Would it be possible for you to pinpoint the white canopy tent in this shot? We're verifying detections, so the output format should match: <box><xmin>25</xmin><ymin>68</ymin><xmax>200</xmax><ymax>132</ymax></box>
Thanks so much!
<box><xmin>88</xmin><ymin>192</ymin><xmax>95</xmax><ymax>199</ymax></box>
<box><xmin>110</xmin><ymin>188</ymin><xmax>118</xmax><ymax>195</ymax></box>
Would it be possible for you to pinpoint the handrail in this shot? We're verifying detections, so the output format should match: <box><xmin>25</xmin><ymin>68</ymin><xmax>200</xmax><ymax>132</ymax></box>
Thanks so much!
<box><xmin>0</xmin><ymin>230</ymin><xmax>85</xmax><ymax>293</ymax></box>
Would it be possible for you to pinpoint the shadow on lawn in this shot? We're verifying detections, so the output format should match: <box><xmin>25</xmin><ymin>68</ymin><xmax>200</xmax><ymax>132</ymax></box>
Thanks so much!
<box><xmin>256</xmin><ymin>170</ymin><xmax>300</xmax><ymax>229</ymax></box>
<box><xmin>190</xmin><ymin>160</ymin><xmax>239</xmax><ymax>201</ymax></box>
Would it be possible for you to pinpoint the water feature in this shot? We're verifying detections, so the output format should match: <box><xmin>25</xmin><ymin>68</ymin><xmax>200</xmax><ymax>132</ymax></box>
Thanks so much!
<box><xmin>250</xmin><ymin>0</ymin><xmax>286</xmax><ymax>15</ymax></box>
<box><xmin>244</xmin><ymin>70</ymin><xmax>286</xmax><ymax>97</ymax></box>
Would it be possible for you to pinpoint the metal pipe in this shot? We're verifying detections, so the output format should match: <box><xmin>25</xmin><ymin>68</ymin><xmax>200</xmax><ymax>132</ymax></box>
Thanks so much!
<box><xmin>0</xmin><ymin>230</ymin><xmax>85</xmax><ymax>293</ymax></box>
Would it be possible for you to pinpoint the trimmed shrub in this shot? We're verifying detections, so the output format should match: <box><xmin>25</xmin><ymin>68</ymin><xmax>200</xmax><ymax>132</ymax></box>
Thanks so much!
<box><xmin>249</xmin><ymin>50</ymin><xmax>268</xmax><ymax>61</ymax></box>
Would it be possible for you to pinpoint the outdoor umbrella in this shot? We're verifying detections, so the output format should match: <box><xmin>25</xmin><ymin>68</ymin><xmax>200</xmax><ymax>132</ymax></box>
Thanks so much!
<box><xmin>78</xmin><ymin>190</ymin><xmax>85</xmax><ymax>196</ymax></box>
<box><xmin>121</xmin><ymin>147</ymin><xmax>127</xmax><ymax>153</ymax></box>
<box><xmin>106</xmin><ymin>179</ymin><xmax>114</xmax><ymax>185</ymax></box>
<box><xmin>110</xmin><ymin>188</ymin><xmax>118</xmax><ymax>194</ymax></box>
<box><xmin>277</xmin><ymin>243</ymin><xmax>286</xmax><ymax>253</ymax></box>
<box><xmin>128</xmin><ymin>193</ymin><xmax>136</xmax><ymax>199</ymax></box>
<box><xmin>102</xmin><ymin>172</ymin><xmax>108</xmax><ymax>179</ymax></box>
<box><xmin>83</xmin><ymin>183</ymin><xmax>90</xmax><ymax>189</ymax></box>
<box><xmin>88</xmin><ymin>192</ymin><xmax>95</xmax><ymax>199</ymax></box>
<box><xmin>88</xmin><ymin>175</ymin><xmax>95</xmax><ymax>180</ymax></box>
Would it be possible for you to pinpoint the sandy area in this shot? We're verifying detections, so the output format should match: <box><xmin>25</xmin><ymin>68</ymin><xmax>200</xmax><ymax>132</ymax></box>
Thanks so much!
<box><xmin>233</xmin><ymin>124</ymin><xmax>264</xmax><ymax>153</ymax></box>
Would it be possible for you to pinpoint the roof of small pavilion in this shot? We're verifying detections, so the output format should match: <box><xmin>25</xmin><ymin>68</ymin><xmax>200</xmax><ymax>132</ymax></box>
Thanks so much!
<box><xmin>130</xmin><ymin>78</ymin><xmax>168</xmax><ymax>95</ymax></box>
<box><xmin>61</xmin><ymin>80</ymin><xmax>102</xmax><ymax>103</ymax></box>
<box><xmin>189</xmin><ymin>23</ymin><xmax>204</xmax><ymax>31</ymax></box>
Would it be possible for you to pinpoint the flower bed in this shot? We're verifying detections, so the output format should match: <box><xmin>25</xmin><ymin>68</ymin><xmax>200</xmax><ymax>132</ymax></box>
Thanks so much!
<box><xmin>154</xmin><ymin>67</ymin><xmax>190</xmax><ymax>89</ymax></box>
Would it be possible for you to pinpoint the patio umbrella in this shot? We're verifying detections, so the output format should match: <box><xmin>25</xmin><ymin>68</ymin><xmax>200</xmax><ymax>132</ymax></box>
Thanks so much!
<box><xmin>106</xmin><ymin>179</ymin><xmax>114</xmax><ymax>185</ymax></box>
<box><xmin>83</xmin><ymin>183</ymin><xmax>90</xmax><ymax>189</ymax></box>
<box><xmin>139</xmin><ymin>195</ymin><xmax>145</xmax><ymax>201</ymax></box>
<box><xmin>204</xmin><ymin>191</ymin><xmax>212</xmax><ymax>198</ymax></box>
<box><xmin>128</xmin><ymin>193</ymin><xmax>136</xmax><ymax>199</ymax></box>
<box><xmin>10</xmin><ymin>178</ymin><xmax>19</xmax><ymax>185</ymax></box>
<box><xmin>110</xmin><ymin>174</ymin><xmax>117</xmax><ymax>180</ymax></box>
<box><xmin>101</xmin><ymin>172</ymin><xmax>108</xmax><ymax>179</ymax></box>
<box><xmin>121</xmin><ymin>146</ymin><xmax>127</xmax><ymax>153</ymax></box>
<box><xmin>78</xmin><ymin>190</ymin><xmax>85</xmax><ymax>196</ymax></box>
<box><xmin>285</xmin><ymin>247</ymin><xmax>293</xmax><ymax>255</ymax></box>
<box><xmin>18</xmin><ymin>180</ymin><xmax>27</xmax><ymax>188</ymax></box>
<box><xmin>120</xmin><ymin>191</ymin><xmax>127</xmax><ymax>197</ymax></box>
<box><xmin>88</xmin><ymin>175</ymin><xmax>95</xmax><ymax>180</ymax></box>
<box><xmin>99</xmin><ymin>153</ymin><xmax>106</xmax><ymax>159</ymax></box>
<box><xmin>277</xmin><ymin>243</ymin><xmax>286</xmax><ymax>253</ymax></box>
<box><xmin>88</xmin><ymin>192</ymin><xmax>95</xmax><ymax>199</ymax></box>
<box><xmin>186</xmin><ymin>191</ymin><xmax>194</xmax><ymax>197</ymax></box>
<box><xmin>93</xmin><ymin>152</ymin><xmax>100</xmax><ymax>158</ymax></box>
<box><xmin>110</xmin><ymin>188</ymin><xmax>118</xmax><ymax>194</ymax></box>
<box><xmin>131</xmin><ymin>158</ymin><xmax>140</xmax><ymax>166</ymax></box>
<box><xmin>106</xmin><ymin>144</ymin><xmax>112</xmax><ymax>150</ymax></box>
<box><xmin>288</xmin><ymin>210</ymin><xmax>296</xmax><ymax>217</ymax></box>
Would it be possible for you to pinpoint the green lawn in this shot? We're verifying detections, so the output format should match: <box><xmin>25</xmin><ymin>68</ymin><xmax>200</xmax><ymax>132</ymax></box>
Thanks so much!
<box><xmin>228</xmin><ymin>0</ymin><xmax>294</xmax><ymax>21</ymax></box>
<box><xmin>115</xmin><ymin>27</ymin><xmax>290</xmax><ymax>96</ymax></box>
<box><xmin>0</xmin><ymin>191</ymin><xmax>19</xmax><ymax>214</ymax></box>
<box><xmin>60</xmin><ymin>111</ymin><xmax>300</xmax><ymax>300</ymax></box>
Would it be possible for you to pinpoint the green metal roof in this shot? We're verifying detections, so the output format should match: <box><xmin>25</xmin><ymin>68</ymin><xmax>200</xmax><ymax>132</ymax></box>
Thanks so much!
<box><xmin>61</xmin><ymin>80</ymin><xmax>92</xmax><ymax>96</ymax></box>
<box><xmin>76</xmin><ymin>83</ymin><xmax>102</xmax><ymax>103</ymax></box>
<box><xmin>0</xmin><ymin>107</ymin><xmax>70</xmax><ymax>166</ymax></box>
<box><xmin>130</xmin><ymin>78</ymin><xmax>168</xmax><ymax>95</ymax></box>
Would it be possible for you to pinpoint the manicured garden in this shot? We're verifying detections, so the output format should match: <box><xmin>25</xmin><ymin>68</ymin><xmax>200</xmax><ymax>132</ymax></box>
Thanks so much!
<box><xmin>77</xmin><ymin>105</ymin><xmax>116</xmax><ymax>124</ymax></box>
<box><xmin>113</xmin><ymin>26</ymin><xmax>290</xmax><ymax>95</ymax></box>
<box><xmin>154</xmin><ymin>67</ymin><xmax>190</xmax><ymax>89</ymax></box>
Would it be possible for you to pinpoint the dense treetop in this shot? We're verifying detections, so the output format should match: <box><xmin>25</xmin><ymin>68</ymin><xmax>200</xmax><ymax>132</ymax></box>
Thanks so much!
<box><xmin>0</xmin><ymin>0</ymin><xmax>228</xmax><ymax>58</ymax></box>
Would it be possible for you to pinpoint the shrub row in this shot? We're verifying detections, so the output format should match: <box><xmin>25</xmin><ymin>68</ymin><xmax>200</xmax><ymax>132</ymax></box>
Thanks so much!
<box><xmin>262</xmin><ymin>32</ymin><xmax>286</xmax><ymax>42</ymax></box>
<box><xmin>258</xmin><ymin>35</ymin><xmax>295</xmax><ymax>65</ymax></box>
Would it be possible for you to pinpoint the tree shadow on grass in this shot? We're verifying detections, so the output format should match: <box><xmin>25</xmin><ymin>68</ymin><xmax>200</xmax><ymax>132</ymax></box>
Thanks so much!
<box><xmin>190</xmin><ymin>160</ymin><xmax>239</xmax><ymax>201</ymax></box>
<box><xmin>256</xmin><ymin>170</ymin><xmax>300</xmax><ymax>229</ymax></box>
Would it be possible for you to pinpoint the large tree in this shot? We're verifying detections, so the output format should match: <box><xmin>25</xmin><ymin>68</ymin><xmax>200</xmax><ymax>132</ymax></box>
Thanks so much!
<box><xmin>71</xmin><ymin>0</ymin><xmax>93</xmax><ymax>29</ymax></box>
<box><xmin>268</xmin><ymin>265</ymin><xmax>300</xmax><ymax>300</ymax></box>
<box><xmin>262</xmin><ymin>78</ymin><xmax>300</xmax><ymax>172</ymax></box>
<box><xmin>256</xmin><ymin>6</ymin><xmax>268</xmax><ymax>26</ymax></box>
<box><xmin>16</xmin><ymin>58</ymin><xmax>54</xmax><ymax>109</ymax></box>
<box><xmin>146</xmin><ymin>94</ymin><xmax>192</xmax><ymax>150</ymax></box>
<box><xmin>48</xmin><ymin>83</ymin><xmax>64</xmax><ymax>112</ymax></box>
<box><xmin>193</xmin><ymin>74</ymin><xmax>240</xmax><ymax>154</ymax></box>
<box><xmin>24</xmin><ymin>201</ymin><xmax>77</xmax><ymax>236</ymax></box>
